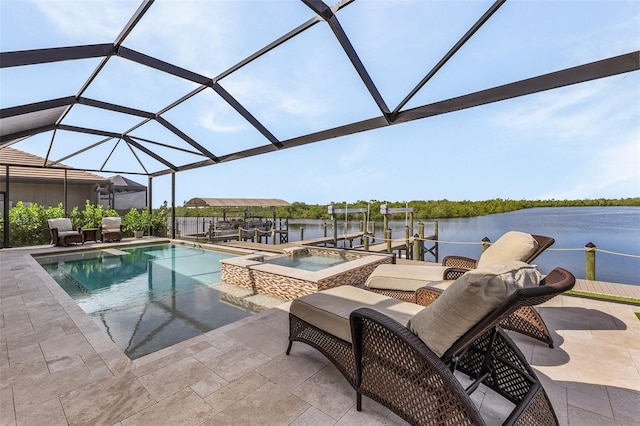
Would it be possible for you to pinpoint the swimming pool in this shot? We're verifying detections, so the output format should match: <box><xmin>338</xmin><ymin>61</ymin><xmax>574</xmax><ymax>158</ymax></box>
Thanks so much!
<box><xmin>36</xmin><ymin>244</ymin><xmax>255</xmax><ymax>360</ymax></box>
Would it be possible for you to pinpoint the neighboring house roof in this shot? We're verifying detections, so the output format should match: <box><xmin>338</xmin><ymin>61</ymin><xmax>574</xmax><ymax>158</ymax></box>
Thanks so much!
<box><xmin>98</xmin><ymin>175</ymin><xmax>147</xmax><ymax>194</ymax></box>
<box><xmin>0</xmin><ymin>147</ymin><xmax>108</xmax><ymax>184</ymax></box>
<box><xmin>185</xmin><ymin>198</ymin><xmax>290</xmax><ymax>208</ymax></box>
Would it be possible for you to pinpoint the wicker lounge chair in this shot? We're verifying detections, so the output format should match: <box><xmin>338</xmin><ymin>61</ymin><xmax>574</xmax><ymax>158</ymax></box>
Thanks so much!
<box><xmin>47</xmin><ymin>218</ymin><xmax>82</xmax><ymax>246</ymax></box>
<box><xmin>287</xmin><ymin>266</ymin><xmax>575</xmax><ymax>425</ymax></box>
<box><xmin>100</xmin><ymin>217</ymin><xmax>122</xmax><ymax>242</ymax></box>
<box><xmin>365</xmin><ymin>231</ymin><xmax>558</xmax><ymax>347</ymax></box>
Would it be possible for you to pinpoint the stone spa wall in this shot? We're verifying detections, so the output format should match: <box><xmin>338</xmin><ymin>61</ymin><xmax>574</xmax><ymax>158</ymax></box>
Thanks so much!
<box><xmin>220</xmin><ymin>247</ymin><xmax>393</xmax><ymax>300</ymax></box>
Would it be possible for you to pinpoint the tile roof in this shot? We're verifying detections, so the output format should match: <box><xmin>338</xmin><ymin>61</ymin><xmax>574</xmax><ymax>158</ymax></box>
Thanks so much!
<box><xmin>0</xmin><ymin>147</ymin><xmax>108</xmax><ymax>183</ymax></box>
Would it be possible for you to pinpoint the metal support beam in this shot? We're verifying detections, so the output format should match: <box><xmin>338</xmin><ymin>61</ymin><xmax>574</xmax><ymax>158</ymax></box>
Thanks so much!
<box><xmin>117</xmin><ymin>46</ymin><xmax>212</xmax><ymax>85</ymax></box>
<box><xmin>0</xmin><ymin>161</ymin><xmax>149</xmax><ymax>177</ymax></box>
<box><xmin>0</xmin><ymin>44</ymin><xmax>115</xmax><ymax>68</ymax></box>
<box><xmin>0</xmin><ymin>96</ymin><xmax>76</xmax><ymax>118</ymax></box>
<box><xmin>147</xmin><ymin>176</ymin><xmax>152</xmax><ymax>212</ymax></box>
<box><xmin>391</xmin><ymin>0</ymin><xmax>507</xmax><ymax>118</ymax></box>
<box><xmin>3</xmin><ymin>166</ymin><xmax>9</xmax><ymax>248</ymax></box>
<box><xmin>63</xmin><ymin>169</ymin><xmax>68</xmax><ymax>217</ymax></box>
<box><xmin>129</xmin><ymin>135</ymin><xmax>203</xmax><ymax>157</ymax></box>
<box><xmin>147</xmin><ymin>176</ymin><xmax>153</xmax><ymax>236</ymax></box>
<box><xmin>57</xmin><ymin>124</ymin><xmax>121</xmax><ymax>139</ymax></box>
<box><xmin>114</xmin><ymin>0</ymin><xmax>155</xmax><ymax>47</ymax></box>
<box><xmin>395</xmin><ymin>51</ymin><xmax>640</xmax><ymax>123</ymax></box>
<box><xmin>211</xmin><ymin>83</ymin><xmax>283</xmax><ymax>148</ymax></box>
<box><xmin>78</xmin><ymin>97</ymin><xmax>155</xmax><ymax>119</ymax></box>
<box><xmin>155</xmin><ymin>116</ymin><xmax>220</xmax><ymax>162</ymax></box>
<box><xmin>50</xmin><ymin>137</ymin><xmax>113</xmax><ymax>166</ymax></box>
<box><xmin>302</xmin><ymin>0</ymin><xmax>390</xmax><ymax>117</ymax></box>
<box><xmin>123</xmin><ymin>135</ymin><xmax>177</xmax><ymax>171</ymax></box>
<box><xmin>171</xmin><ymin>173</ymin><xmax>176</xmax><ymax>239</ymax></box>
<box><xmin>0</xmin><ymin>125</ymin><xmax>57</xmax><ymax>145</ymax></box>
<box><xmin>279</xmin><ymin>51</ymin><xmax>640</xmax><ymax>148</ymax></box>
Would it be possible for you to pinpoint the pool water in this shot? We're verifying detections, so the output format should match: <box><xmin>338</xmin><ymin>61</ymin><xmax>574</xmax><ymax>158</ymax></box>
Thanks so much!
<box><xmin>263</xmin><ymin>253</ymin><xmax>349</xmax><ymax>271</ymax></box>
<box><xmin>37</xmin><ymin>244</ymin><xmax>251</xmax><ymax>360</ymax></box>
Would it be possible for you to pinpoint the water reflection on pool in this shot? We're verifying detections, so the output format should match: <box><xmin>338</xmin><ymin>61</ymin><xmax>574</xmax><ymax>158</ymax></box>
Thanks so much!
<box><xmin>36</xmin><ymin>244</ymin><xmax>252</xmax><ymax>360</ymax></box>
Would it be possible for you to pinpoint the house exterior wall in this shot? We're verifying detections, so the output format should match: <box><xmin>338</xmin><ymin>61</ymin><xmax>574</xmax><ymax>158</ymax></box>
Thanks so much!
<box><xmin>0</xmin><ymin>181</ymin><xmax>99</xmax><ymax>211</ymax></box>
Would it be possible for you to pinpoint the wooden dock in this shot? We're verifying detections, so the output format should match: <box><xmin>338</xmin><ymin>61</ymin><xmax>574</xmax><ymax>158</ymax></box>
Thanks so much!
<box><xmin>366</xmin><ymin>237</ymin><xmax>407</xmax><ymax>252</ymax></box>
<box><xmin>221</xmin><ymin>232</ymin><xmax>439</xmax><ymax>260</ymax></box>
<box><xmin>220</xmin><ymin>232</ymin><xmax>366</xmax><ymax>251</ymax></box>
<box><xmin>572</xmin><ymin>278</ymin><xmax>640</xmax><ymax>299</ymax></box>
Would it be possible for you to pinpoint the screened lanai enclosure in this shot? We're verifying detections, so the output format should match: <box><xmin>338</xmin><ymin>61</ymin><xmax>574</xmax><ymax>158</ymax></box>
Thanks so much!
<box><xmin>1</xmin><ymin>0</ymin><xmax>639</xmax><ymax>245</ymax></box>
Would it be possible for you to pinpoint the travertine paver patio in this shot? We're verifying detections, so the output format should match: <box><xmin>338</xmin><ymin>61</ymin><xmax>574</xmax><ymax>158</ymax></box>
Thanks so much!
<box><xmin>1</xmin><ymin>241</ymin><xmax>639</xmax><ymax>425</ymax></box>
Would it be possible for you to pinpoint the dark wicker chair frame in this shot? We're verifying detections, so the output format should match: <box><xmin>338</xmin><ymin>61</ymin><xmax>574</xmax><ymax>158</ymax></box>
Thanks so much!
<box><xmin>287</xmin><ymin>267</ymin><xmax>575</xmax><ymax>426</ymax></box>
<box><xmin>101</xmin><ymin>228</ymin><xmax>122</xmax><ymax>242</ymax></box>
<box><xmin>99</xmin><ymin>219</ymin><xmax>123</xmax><ymax>242</ymax></box>
<box><xmin>48</xmin><ymin>226</ymin><xmax>82</xmax><ymax>246</ymax></box>
<box><xmin>49</xmin><ymin>228</ymin><xmax>83</xmax><ymax>247</ymax></box>
<box><xmin>369</xmin><ymin>234</ymin><xmax>558</xmax><ymax>347</ymax></box>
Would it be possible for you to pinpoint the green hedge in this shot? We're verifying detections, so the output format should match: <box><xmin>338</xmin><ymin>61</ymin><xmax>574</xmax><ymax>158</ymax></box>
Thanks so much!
<box><xmin>0</xmin><ymin>201</ymin><xmax>168</xmax><ymax>247</ymax></box>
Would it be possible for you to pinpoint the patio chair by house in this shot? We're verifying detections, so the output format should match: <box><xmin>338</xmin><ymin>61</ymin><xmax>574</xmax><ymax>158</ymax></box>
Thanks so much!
<box><xmin>365</xmin><ymin>231</ymin><xmax>558</xmax><ymax>346</ymax></box>
<box><xmin>287</xmin><ymin>264</ymin><xmax>575</xmax><ymax>425</ymax></box>
<box><xmin>100</xmin><ymin>217</ymin><xmax>122</xmax><ymax>242</ymax></box>
<box><xmin>47</xmin><ymin>218</ymin><xmax>82</xmax><ymax>246</ymax></box>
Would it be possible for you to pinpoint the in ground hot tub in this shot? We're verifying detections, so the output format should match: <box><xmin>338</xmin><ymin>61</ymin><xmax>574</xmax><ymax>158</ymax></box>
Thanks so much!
<box><xmin>220</xmin><ymin>246</ymin><xmax>393</xmax><ymax>300</ymax></box>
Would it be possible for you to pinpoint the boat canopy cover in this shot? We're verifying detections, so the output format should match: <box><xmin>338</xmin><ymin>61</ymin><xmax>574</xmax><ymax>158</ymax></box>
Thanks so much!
<box><xmin>185</xmin><ymin>198</ymin><xmax>290</xmax><ymax>208</ymax></box>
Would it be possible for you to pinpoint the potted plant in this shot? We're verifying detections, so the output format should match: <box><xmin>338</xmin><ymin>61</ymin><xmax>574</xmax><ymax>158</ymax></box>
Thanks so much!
<box><xmin>124</xmin><ymin>208</ymin><xmax>151</xmax><ymax>238</ymax></box>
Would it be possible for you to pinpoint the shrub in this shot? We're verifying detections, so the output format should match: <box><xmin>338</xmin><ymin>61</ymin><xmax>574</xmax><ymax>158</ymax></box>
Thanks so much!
<box><xmin>4</xmin><ymin>201</ymin><xmax>121</xmax><ymax>247</ymax></box>
<box><xmin>6</xmin><ymin>202</ymin><xmax>65</xmax><ymax>247</ymax></box>
<box><xmin>70</xmin><ymin>200</ymin><xmax>119</xmax><ymax>230</ymax></box>
<box><xmin>123</xmin><ymin>208</ymin><xmax>152</xmax><ymax>236</ymax></box>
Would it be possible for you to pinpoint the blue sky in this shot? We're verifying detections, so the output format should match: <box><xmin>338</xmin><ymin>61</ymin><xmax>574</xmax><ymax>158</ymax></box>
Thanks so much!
<box><xmin>1</xmin><ymin>0</ymin><xmax>639</xmax><ymax>207</ymax></box>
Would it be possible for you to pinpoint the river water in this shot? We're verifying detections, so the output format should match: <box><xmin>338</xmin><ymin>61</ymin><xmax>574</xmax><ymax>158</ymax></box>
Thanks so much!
<box><xmin>285</xmin><ymin>206</ymin><xmax>640</xmax><ymax>286</ymax></box>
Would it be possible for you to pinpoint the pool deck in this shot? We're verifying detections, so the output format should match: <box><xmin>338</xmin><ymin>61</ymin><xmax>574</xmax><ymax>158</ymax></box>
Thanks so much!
<box><xmin>1</xmin><ymin>238</ymin><xmax>639</xmax><ymax>425</ymax></box>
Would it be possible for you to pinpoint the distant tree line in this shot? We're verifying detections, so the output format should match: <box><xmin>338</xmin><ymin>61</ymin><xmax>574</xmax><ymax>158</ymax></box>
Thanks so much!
<box><xmin>173</xmin><ymin>198</ymin><xmax>640</xmax><ymax>220</ymax></box>
<box><xmin>4</xmin><ymin>198</ymin><xmax>636</xmax><ymax>247</ymax></box>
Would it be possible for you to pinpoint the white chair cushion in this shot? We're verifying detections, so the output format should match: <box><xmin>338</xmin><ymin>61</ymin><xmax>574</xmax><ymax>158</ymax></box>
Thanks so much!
<box><xmin>407</xmin><ymin>261</ymin><xmax>540</xmax><ymax>357</ymax></box>
<box><xmin>476</xmin><ymin>231</ymin><xmax>538</xmax><ymax>268</ymax></box>
<box><xmin>48</xmin><ymin>218</ymin><xmax>73</xmax><ymax>232</ymax></box>
<box><xmin>290</xmin><ymin>286</ymin><xmax>424</xmax><ymax>343</ymax></box>
<box><xmin>102</xmin><ymin>217</ymin><xmax>121</xmax><ymax>229</ymax></box>
<box><xmin>58</xmin><ymin>231</ymin><xmax>80</xmax><ymax>237</ymax></box>
<box><xmin>364</xmin><ymin>264</ymin><xmax>449</xmax><ymax>291</ymax></box>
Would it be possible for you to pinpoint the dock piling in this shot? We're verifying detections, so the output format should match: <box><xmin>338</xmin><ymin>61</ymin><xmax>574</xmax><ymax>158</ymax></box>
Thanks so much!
<box><xmin>585</xmin><ymin>242</ymin><xmax>596</xmax><ymax>280</ymax></box>
<box><xmin>413</xmin><ymin>234</ymin><xmax>420</xmax><ymax>261</ymax></box>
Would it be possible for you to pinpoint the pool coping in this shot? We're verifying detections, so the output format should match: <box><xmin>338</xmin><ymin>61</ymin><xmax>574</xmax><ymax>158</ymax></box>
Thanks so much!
<box><xmin>220</xmin><ymin>246</ymin><xmax>392</xmax><ymax>282</ymax></box>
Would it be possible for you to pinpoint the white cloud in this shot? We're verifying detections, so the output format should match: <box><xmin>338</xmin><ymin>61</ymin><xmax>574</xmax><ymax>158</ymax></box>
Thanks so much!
<box><xmin>338</xmin><ymin>140</ymin><xmax>372</xmax><ymax>168</ymax></box>
<box><xmin>496</xmin><ymin>81</ymin><xmax>600</xmax><ymax>137</ymax></box>
<box><xmin>197</xmin><ymin>111</ymin><xmax>244</xmax><ymax>133</ymax></box>
<box><xmin>581</xmin><ymin>135</ymin><xmax>640</xmax><ymax>195</ymax></box>
<box><xmin>31</xmin><ymin>0</ymin><xmax>138</xmax><ymax>41</ymax></box>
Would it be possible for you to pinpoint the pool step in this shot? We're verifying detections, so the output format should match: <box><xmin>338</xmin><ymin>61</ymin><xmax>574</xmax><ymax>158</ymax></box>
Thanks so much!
<box><xmin>215</xmin><ymin>283</ymin><xmax>286</xmax><ymax>312</ymax></box>
<box><xmin>102</xmin><ymin>248</ymin><xmax>129</xmax><ymax>256</ymax></box>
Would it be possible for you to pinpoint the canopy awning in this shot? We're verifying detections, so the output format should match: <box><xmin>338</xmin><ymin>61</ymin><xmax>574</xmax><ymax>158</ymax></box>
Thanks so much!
<box><xmin>184</xmin><ymin>198</ymin><xmax>290</xmax><ymax>208</ymax></box>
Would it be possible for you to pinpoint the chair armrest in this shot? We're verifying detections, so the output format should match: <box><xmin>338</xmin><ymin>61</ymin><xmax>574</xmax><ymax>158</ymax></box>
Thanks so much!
<box><xmin>443</xmin><ymin>267</ymin><xmax>468</xmax><ymax>280</ymax></box>
<box><xmin>415</xmin><ymin>286</ymin><xmax>444</xmax><ymax>306</ymax></box>
<box><xmin>49</xmin><ymin>227</ymin><xmax>59</xmax><ymax>244</ymax></box>
<box><xmin>349</xmin><ymin>308</ymin><xmax>485</xmax><ymax>426</ymax></box>
<box><xmin>442</xmin><ymin>255</ymin><xmax>477</xmax><ymax>269</ymax></box>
